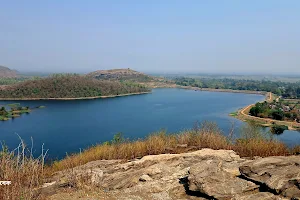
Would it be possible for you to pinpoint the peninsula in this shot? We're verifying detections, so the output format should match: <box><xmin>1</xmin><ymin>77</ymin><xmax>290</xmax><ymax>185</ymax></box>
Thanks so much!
<box><xmin>231</xmin><ymin>92</ymin><xmax>300</xmax><ymax>131</ymax></box>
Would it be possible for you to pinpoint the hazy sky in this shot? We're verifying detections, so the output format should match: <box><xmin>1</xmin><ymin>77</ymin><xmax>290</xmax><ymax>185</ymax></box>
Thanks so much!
<box><xmin>0</xmin><ymin>1</ymin><xmax>299</xmax><ymax>74</ymax></box>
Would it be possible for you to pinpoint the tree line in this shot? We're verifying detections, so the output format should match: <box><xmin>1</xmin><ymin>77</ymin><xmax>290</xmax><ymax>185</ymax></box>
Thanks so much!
<box><xmin>174</xmin><ymin>77</ymin><xmax>300</xmax><ymax>98</ymax></box>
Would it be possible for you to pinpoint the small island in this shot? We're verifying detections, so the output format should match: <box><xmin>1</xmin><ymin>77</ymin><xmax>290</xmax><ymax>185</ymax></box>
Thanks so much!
<box><xmin>0</xmin><ymin>103</ymin><xmax>31</xmax><ymax>121</ymax></box>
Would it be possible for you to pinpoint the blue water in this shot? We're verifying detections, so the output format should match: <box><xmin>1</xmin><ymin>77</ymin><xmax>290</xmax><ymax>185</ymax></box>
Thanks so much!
<box><xmin>0</xmin><ymin>88</ymin><xmax>299</xmax><ymax>159</ymax></box>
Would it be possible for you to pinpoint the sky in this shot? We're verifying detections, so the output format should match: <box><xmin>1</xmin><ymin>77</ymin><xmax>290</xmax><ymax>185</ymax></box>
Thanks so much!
<box><xmin>0</xmin><ymin>1</ymin><xmax>300</xmax><ymax>74</ymax></box>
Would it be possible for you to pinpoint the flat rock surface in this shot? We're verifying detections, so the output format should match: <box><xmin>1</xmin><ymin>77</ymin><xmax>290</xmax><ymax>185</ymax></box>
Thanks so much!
<box><xmin>43</xmin><ymin>149</ymin><xmax>300</xmax><ymax>200</ymax></box>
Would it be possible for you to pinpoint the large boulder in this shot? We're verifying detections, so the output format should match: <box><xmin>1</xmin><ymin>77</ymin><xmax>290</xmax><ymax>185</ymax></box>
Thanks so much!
<box><xmin>188</xmin><ymin>159</ymin><xmax>258</xmax><ymax>199</ymax></box>
<box><xmin>239</xmin><ymin>156</ymin><xmax>300</xmax><ymax>199</ymax></box>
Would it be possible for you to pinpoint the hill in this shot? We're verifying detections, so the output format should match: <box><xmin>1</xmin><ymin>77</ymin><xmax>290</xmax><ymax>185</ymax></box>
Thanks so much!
<box><xmin>0</xmin><ymin>74</ymin><xmax>150</xmax><ymax>99</ymax></box>
<box><xmin>87</xmin><ymin>68</ymin><xmax>176</xmax><ymax>88</ymax></box>
<box><xmin>87</xmin><ymin>68</ymin><xmax>154</xmax><ymax>82</ymax></box>
<box><xmin>0</xmin><ymin>65</ymin><xmax>18</xmax><ymax>78</ymax></box>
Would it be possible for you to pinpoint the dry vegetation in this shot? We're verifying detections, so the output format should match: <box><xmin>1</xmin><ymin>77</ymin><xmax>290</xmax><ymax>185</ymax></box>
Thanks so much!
<box><xmin>48</xmin><ymin>122</ymin><xmax>297</xmax><ymax>173</ymax></box>
<box><xmin>1</xmin><ymin>122</ymin><xmax>299</xmax><ymax>199</ymax></box>
<box><xmin>0</xmin><ymin>138</ymin><xmax>46</xmax><ymax>200</ymax></box>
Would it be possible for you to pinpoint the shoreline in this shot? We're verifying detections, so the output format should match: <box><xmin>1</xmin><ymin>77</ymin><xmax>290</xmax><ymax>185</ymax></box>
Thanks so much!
<box><xmin>150</xmin><ymin>84</ymin><xmax>266</xmax><ymax>95</ymax></box>
<box><xmin>0</xmin><ymin>85</ymin><xmax>267</xmax><ymax>101</ymax></box>
<box><xmin>232</xmin><ymin>92</ymin><xmax>300</xmax><ymax>131</ymax></box>
<box><xmin>0</xmin><ymin>91</ymin><xmax>151</xmax><ymax>101</ymax></box>
<box><xmin>178</xmin><ymin>86</ymin><xmax>266</xmax><ymax>95</ymax></box>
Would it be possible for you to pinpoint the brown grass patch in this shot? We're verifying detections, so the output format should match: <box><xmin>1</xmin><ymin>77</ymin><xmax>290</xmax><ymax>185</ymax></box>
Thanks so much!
<box><xmin>233</xmin><ymin>139</ymin><xmax>289</xmax><ymax>157</ymax></box>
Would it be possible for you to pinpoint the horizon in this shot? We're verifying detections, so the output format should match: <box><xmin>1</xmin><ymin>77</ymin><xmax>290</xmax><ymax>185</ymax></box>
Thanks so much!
<box><xmin>1</xmin><ymin>1</ymin><xmax>300</xmax><ymax>74</ymax></box>
<box><xmin>17</xmin><ymin>68</ymin><xmax>300</xmax><ymax>77</ymax></box>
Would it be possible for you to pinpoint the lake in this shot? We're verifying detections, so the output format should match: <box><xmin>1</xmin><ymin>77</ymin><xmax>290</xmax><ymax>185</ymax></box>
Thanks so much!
<box><xmin>1</xmin><ymin>88</ymin><xmax>299</xmax><ymax>159</ymax></box>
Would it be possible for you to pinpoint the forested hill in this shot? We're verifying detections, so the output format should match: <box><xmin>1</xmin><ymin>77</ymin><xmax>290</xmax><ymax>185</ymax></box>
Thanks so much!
<box><xmin>0</xmin><ymin>74</ymin><xmax>150</xmax><ymax>99</ymax></box>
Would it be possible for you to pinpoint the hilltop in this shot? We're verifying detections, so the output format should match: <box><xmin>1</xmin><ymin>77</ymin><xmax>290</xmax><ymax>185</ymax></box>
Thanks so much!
<box><xmin>87</xmin><ymin>68</ymin><xmax>154</xmax><ymax>82</ymax></box>
<box><xmin>87</xmin><ymin>68</ymin><xmax>175</xmax><ymax>88</ymax></box>
<box><xmin>0</xmin><ymin>65</ymin><xmax>18</xmax><ymax>78</ymax></box>
<box><xmin>0</xmin><ymin>74</ymin><xmax>150</xmax><ymax>99</ymax></box>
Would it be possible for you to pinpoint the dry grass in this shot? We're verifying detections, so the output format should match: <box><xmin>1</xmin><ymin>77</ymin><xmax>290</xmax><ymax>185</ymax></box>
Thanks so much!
<box><xmin>232</xmin><ymin>122</ymin><xmax>290</xmax><ymax>157</ymax></box>
<box><xmin>47</xmin><ymin>122</ymin><xmax>292</xmax><ymax>174</ymax></box>
<box><xmin>233</xmin><ymin>139</ymin><xmax>289</xmax><ymax>157</ymax></box>
<box><xmin>48</xmin><ymin>123</ymin><xmax>231</xmax><ymax>173</ymax></box>
<box><xmin>0</xmin><ymin>138</ymin><xmax>46</xmax><ymax>200</ymax></box>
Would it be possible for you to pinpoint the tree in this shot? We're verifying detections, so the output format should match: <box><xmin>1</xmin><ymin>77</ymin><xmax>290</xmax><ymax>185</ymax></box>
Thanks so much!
<box><xmin>249</xmin><ymin>103</ymin><xmax>264</xmax><ymax>117</ymax></box>
<box><xmin>112</xmin><ymin>132</ymin><xmax>124</xmax><ymax>144</ymax></box>
<box><xmin>0</xmin><ymin>107</ymin><xmax>8</xmax><ymax>116</ymax></box>
<box><xmin>270</xmin><ymin>125</ymin><xmax>288</xmax><ymax>135</ymax></box>
<box><xmin>270</xmin><ymin>110</ymin><xmax>284</xmax><ymax>120</ymax></box>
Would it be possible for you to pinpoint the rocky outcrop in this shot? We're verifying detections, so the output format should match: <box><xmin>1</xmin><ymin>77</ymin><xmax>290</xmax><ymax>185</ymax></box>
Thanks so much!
<box><xmin>239</xmin><ymin>156</ymin><xmax>300</xmax><ymax>199</ymax></box>
<box><xmin>188</xmin><ymin>160</ymin><xmax>258</xmax><ymax>199</ymax></box>
<box><xmin>43</xmin><ymin>149</ymin><xmax>300</xmax><ymax>200</ymax></box>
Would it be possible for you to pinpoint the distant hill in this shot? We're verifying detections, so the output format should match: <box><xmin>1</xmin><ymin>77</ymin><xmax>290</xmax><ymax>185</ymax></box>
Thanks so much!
<box><xmin>86</xmin><ymin>68</ymin><xmax>175</xmax><ymax>88</ymax></box>
<box><xmin>87</xmin><ymin>68</ymin><xmax>154</xmax><ymax>82</ymax></box>
<box><xmin>0</xmin><ymin>66</ymin><xmax>18</xmax><ymax>78</ymax></box>
<box><xmin>0</xmin><ymin>74</ymin><xmax>150</xmax><ymax>99</ymax></box>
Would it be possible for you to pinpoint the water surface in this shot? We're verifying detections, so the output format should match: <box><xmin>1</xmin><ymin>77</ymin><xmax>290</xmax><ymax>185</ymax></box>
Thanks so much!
<box><xmin>0</xmin><ymin>88</ymin><xmax>299</xmax><ymax>159</ymax></box>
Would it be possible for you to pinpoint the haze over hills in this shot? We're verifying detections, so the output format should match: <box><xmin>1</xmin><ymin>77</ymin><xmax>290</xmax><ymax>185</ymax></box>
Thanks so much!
<box><xmin>0</xmin><ymin>66</ymin><xmax>18</xmax><ymax>78</ymax></box>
